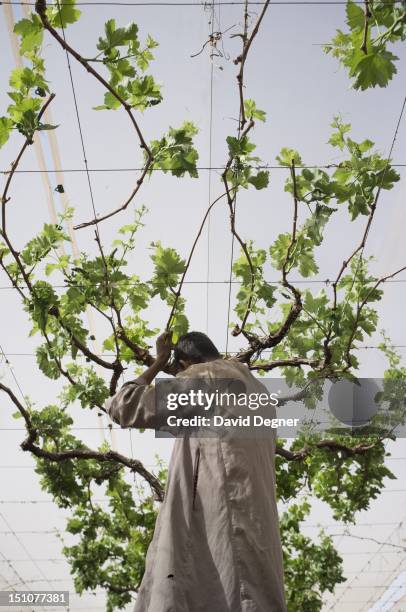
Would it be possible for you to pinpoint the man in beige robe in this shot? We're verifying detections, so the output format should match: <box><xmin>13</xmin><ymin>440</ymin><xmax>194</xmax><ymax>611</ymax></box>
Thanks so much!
<box><xmin>107</xmin><ymin>331</ymin><xmax>287</xmax><ymax>612</ymax></box>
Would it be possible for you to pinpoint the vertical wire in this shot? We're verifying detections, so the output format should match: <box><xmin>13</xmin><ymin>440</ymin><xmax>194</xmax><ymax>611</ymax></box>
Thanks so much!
<box><xmin>0</xmin><ymin>344</ymin><xmax>26</xmax><ymax>404</ymax></box>
<box><xmin>205</xmin><ymin>0</ymin><xmax>215</xmax><ymax>334</ymax></box>
<box><xmin>54</xmin><ymin>0</ymin><xmax>120</xmax><ymax>446</ymax></box>
<box><xmin>55</xmin><ymin>1</ymin><xmax>100</xmax><ymax>235</ymax></box>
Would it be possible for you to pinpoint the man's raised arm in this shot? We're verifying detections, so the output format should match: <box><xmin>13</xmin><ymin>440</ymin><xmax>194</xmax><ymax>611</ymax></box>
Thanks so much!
<box><xmin>106</xmin><ymin>332</ymin><xmax>173</xmax><ymax>428</ymax></box>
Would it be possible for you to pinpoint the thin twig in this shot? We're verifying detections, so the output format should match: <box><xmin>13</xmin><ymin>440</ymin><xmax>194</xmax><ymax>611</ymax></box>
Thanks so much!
<box><xmin>249</xmin><ymin>356</ymin><xmax>320</xmax><ymax>371</ymax></box>
<box><xmin>222</xmin><ymin>121</ymin><xmax>257</xmax><ymax>336</ymax></box>
<box><xmin>343</xmin><ymin>264</ymin><xmax>406</xmax><ymax>370</ymax></box>
<box><xmin>234</xmin><ymin>0</ymin><xmax>271</xmax><ymax>130</ymax></box>
<box><xmin>324</xmin><ymin>94</ymin><xmax>406</xmax><ymax>363</ymax></box>
<box><xmin>1</xmin><ymin>94</ymin><xmax>55</xmax><ymax>235</ymax></box>
<box><xmin>275</xmin><ymin>439</ymin><xmax>379</xmax><ymax>461</ymax></box>
<box><xmin>222</xmin><ymin>0</ymin><xmax>272</xmax><ymax>337</ymax></box>
<box><xmin>166</xmin><ymin>191</ymin><xmax>229</xmax><ymax>329</ymax></box>
<box><xmin>231</xmin><ymin>170</ymin><xmax>304</xmax><ymax>365</ymax></box>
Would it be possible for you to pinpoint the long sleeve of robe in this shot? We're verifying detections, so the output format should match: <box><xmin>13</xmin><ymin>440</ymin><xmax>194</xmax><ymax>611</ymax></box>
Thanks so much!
<box><xmin>106</xmin><ymin>358</ymin><xmax>287</xmax><ymax>612</ymax></box>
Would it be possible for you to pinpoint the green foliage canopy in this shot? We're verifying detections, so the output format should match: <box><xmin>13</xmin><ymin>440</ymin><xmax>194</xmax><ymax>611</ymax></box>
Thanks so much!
<box><xmin>0</xmin><ymin>1</ymin><xmax>405</xmax><ymax>610</ymax></box>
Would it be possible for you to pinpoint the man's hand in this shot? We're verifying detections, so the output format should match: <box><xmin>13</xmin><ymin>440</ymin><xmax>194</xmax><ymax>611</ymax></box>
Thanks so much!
<box><xmin>155</xmin><ymin>331</ymin><xmax>173</xmax><ymax>365</ymax></box>
<box><xmin>131</xmin><ymin>332</ymin><xmax>173</xmax><ymax>387</ymax></box>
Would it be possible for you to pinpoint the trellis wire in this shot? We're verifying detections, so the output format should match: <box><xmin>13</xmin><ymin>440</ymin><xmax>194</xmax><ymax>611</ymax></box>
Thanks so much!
<box><xmin>0</xmin><ymin>520</ymin><xmax>404</xmax><ymax>531</ymax></box>
<box><xmin>2</xmin><ymin>489</ymin><xmax>406</xmax><ymax>504</ymax></box>
<box><xmin>2</xmin><ymin>163</ymin><xmax>406</xmax><ymax>174</ymax></box>
<box><xmin>205</xmin><ymin>0</ymin><xmax>216</xmax><ymax>334</ymax></box>
<box><xmin>2</xmin><ymin>277</ymin><xmax>406</xmax><ymax>288</ymax></box>
<box><xmin>0</xmin><ymin>344</ymin><xmax>54</xmax><ymax>609</ymax></box>
<box><xmin>51</xmin><ymin>0</ymin><xmax>118</xmax><ymax>443</ymax></box>
<box><xmin>1</xmin><ymin>0</ymin><xmax>405</xmax><ymax>6</ymax></box>
<box><xmin>2</xmin><ymin>345</ymin><xmax>406</xmax><ymax>357</ymax></box>
<box><xmin>328</xmin><ymin>515</ymin><xmax>406</xmax><ymax>608</ymax></box>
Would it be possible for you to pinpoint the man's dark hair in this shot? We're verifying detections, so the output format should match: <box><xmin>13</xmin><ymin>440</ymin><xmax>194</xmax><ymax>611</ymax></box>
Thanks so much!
<box><xmin>174</xmin><ymin>331</ymin><xmax>221</xmax><ymax>366</ymax></box>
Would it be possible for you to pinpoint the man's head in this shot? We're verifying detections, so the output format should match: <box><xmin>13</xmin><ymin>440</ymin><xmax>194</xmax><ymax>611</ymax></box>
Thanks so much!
<box><xmin>174</xmin><ymin>331</ymin><xmax>221</xmax><ymax>371</ymax></box>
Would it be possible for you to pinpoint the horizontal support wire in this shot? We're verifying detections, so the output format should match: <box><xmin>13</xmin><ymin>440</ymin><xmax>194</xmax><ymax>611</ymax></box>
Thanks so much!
<box><xmin>2</xmin><ymin>164</ymin><xmax>406</xmax><ymax>174</ymax></box>
<box><xmin>2</xmin><ymin>490</ymin><xmax>406</xmax><ymax>503</ymax></box>
<box><xmin>1</xmin><ymin>346</ymin><xmax>406</xmax><ymax>359</ymax></box>
<box><xmin>0</xmin><ymin>552</ymin><xmax>403</xmax><ymax>558</ymax></box>
<box><xmin>0</xmin><ymin>521</ymin><xmax>403</xmax><ymax>532</ymax></box>
<box><xmin>0</xmin><ymin>0</ymin><xmax>404</xmax><ymax>6</ymax></box>
<box><xmin>0</xmin><ymin>461</ymin><xmax>160</xmax><ymax>465</ymax></box>
<box><xmin>1</xmin><ymin>279</ymin><xmax>406</xmax><ymax>288</ymax></box>
<box><xmin>0</xmin><ymin>499</ymin><xmax>110</xmax><ymax>504</ymax></box>
<box><xmin>4</xmin><ymin>459</ymin><xmax>406</xmax><ymax>465</ymax></box>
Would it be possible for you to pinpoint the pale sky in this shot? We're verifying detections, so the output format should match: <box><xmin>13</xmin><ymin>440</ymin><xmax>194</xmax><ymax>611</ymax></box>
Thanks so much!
<box><xmin>1</xmin><ymin>1</ymin><xmax>406</xmax><ymax>610</ymax></box>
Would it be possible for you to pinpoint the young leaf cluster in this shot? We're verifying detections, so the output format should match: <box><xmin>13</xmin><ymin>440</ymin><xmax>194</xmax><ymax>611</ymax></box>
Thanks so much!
<box><xmin>93</xmin><ymin>19</ymin><xmax>162</xmax><ymax>112</ymax></box>
<box><xmin>325</xmin><ymin>0</ymin><xmax>406</xmax><ymax>89</ymax></box>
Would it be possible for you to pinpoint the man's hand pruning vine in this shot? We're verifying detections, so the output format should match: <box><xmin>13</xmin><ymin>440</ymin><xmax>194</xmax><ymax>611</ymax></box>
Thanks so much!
<box><xmin>135</xmin><ymin>332</ymin><xmax>173</xmax><ymax>386</ymax></box>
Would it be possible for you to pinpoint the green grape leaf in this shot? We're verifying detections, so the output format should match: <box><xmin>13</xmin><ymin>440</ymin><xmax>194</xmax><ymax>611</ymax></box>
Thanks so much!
<box><xmin>346</xmin><ymin>1</ymin><xmax>365</xmax><ymax>30</ymax></box>
<box><xmin>38</xmin><ymin>123</ymin><xmax>59</xmax><ymax>131</ymax></box>
<box><xmin>94</xmin><ymin>91</ymin><xmax>121</xmax><ymax>111</ymax></box>
<box><xmin>36</xmin><ymin>345</ymin><xmax>62</xmax><ymax>380</ymax></box>
<box><xmin>14</xmin><ymin>15</ymin><xmax>44</xmax><ymax>54</ymax></box>
<box><xmin>328</xmin><ymin>117</ymin><xmax>351</xmax><ymax>149</ymax></box>
<box><xmin>350</xmin><ymin>47</ymin><xmax>398</xmax><ymax>90</ymax></box>
<box><xmin>170</xmin><ymin>313</ymin><xmax>189</xmax><ymax>344</ymax></box>
<box><xmin>149</xmin><ymin>121</ymin><xmax>199</xmax><ymax>178</ymax></box>
<box><xmin>325</xmin><ymin>3</ymin><xmax>402</xmax><ymax>90</ymax></box>
<box><xmin>244</xmin><ymin>99</ymin><xmax>267</xmax><ymax>122</ymax></box>
<box><xmin>276</xmin><ymin>147</ymin><xmax>303</xmax><ymax>167</ymax></box>
<box><xmin>0</xmin><ymin>117</ymin><xmax>13</xmax><ymax>148</ymax></box>
<box><xmin>128</xmin><ymin>75</ymin><xmax>162</xmax><ymax>110</ymax></box>
<box><xmin>150</xmin><ymin>242</ymin><xmax>186</xmax><ymax>299</ymax></box>
<box><xmin>226</xmin><ymin>134</ymin><xmax>256</xmax><ymax>158</ymax></box>
<box><xmin>47</xmin><ymin>0</ymin><xmax>82</xmax><ymax>28</ymax></box>
<box><xmin>101</xmin><ymin>19</ymin><xmax>138</xmax><ymax>50</ymax></box>
<box><xmin>303</xmin><ymin>204</ymin><xmax>336</xmax><ymax>246</ymax></box>
<box><xmin>248</xmin><ymin>170</ymin><xmax>269</xmax><ymax>190</ymax></box>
